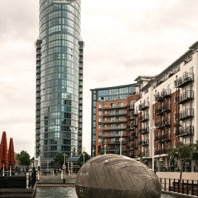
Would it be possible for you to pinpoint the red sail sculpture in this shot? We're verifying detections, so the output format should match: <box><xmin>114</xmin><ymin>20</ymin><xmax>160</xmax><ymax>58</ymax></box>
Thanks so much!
<box><xmin>8</xmin><ymin>138</ymin><xmax>15</xmax><ymax>170</ymax></box>
<box><xmin>0</xmin><ymin>131</ymin><xmax>8</xmax><ymax>174</ymax></box>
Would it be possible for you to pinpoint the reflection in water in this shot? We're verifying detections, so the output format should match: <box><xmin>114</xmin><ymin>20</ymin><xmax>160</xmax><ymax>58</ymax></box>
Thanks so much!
<box><xmin>36</xmin><ymin>187</ymin><xmax>175</xmax><ymax>198</ymax></box>
<box><xmin>35</xmin><ymin>187</ymin><xmax>78</xmax><ymax>198</ymax></box>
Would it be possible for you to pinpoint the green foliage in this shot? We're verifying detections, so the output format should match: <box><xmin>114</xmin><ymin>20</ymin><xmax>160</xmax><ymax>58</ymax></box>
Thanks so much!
<box><xmin>168</xmin><ymin>141</ymin><xmax>194</xmax><ymax>182</ymax></box>
<box><xmin>54</xmin><ymin>152</ymin><xmax>64</xmax><ymax>168</ymax></box>
<box><xmin>16</xmin><ymin>150</ymin><xmax>31</xmax><ymax>166</ymax></box>
<box><xmin>169</xmin><ymin>141</ymin><xmax>194</xmax><ymax>162</ymax></box>
<box><xmin>78</xmin><ymin>152</ymin><xmax>91</xmax><ymax>166</ymax></box>
<box><xmin>192</xmin><ymin>140</ymin><xmax>198</xmax><ymax>161</ymax></box>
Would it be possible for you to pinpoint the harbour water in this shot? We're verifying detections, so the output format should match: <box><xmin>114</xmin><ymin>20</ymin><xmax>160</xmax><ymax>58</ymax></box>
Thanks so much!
<box><xmin>35</xmin><ymin>187</ymin><xmax>77</xmax><ymax>198</ymax></box>
<box><xmin>35</xmin><ymin>187</ymin><xmax>175</xmax><ymax>198</ymax></box>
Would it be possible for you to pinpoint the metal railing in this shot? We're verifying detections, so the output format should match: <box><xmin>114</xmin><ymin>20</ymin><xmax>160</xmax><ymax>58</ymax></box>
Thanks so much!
<box><xmin>160</xmin><ymin>178</ymin><xmax>198</xmax><ymax>196</ymax></box>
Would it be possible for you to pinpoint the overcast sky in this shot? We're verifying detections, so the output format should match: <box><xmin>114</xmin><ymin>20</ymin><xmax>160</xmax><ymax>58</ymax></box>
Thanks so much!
<box><xmin>0</xmin><ymin>0</ymin><xmax>198</xmax><ymax>157</ymax></box>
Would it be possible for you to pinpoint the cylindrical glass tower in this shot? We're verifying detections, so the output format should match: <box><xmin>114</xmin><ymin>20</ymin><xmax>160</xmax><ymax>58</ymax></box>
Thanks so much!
<box><xmin>35</xmin><ymin>0</ymin><xmax>81</xmax><ymax>167</ymax></box>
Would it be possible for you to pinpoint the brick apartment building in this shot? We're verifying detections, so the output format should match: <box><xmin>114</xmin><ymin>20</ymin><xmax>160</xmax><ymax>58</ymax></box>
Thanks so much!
<box><xmin>91</xmin><ymin>41</ymin><xmax>198</xmax><ymax>171</ymax></box>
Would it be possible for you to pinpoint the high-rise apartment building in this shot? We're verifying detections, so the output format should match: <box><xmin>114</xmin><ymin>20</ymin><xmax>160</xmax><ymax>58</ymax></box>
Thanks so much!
<box><xmin>91</xmin><ymin>41</ymin><xmax>198</xmax><ymax>171</ymax></box>
<box><xmin>90</xmin><ymin>84</ymin><xmax>138</xmax><ymax>157</ymax></box>
<box><xmin>35</xmin><ymin>0</ymin><xmax>83</xmax><ymax>167</ymax></box>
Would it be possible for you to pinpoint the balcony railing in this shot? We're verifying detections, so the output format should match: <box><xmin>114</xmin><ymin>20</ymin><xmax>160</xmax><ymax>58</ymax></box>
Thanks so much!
<box><xmin>178</xmin><ymin>90</ymin><xmax>194</xmax><ymax>104</ymax></box>
<box><xmin>155</xmin><ymin>135</ymin><xmax>171</xmax><ymax>142</ymax></box>
<box><xmin>140</xmin><ymin>128</ymin><xmax>149</xmax><ymax>134</ymax></box>
<box><xmin>154</xmin><ymin>148</ymin><xmax>168</xmax><ymax>155</ymax></box>
<box><xmin>103</xmin><ymin>119</ymin><xmax>127</xmax><ymax>124</ymax></box>
<box><xmin>103</xmin><ymin>126</ymin><xmax>127</xmax><ymax>131</ymax></box>
<box><xmin>175</xmin><ymin>72</ymin><xmax>194</xmax><ymax>88</ymax></box>
<box><xmin>140</xmin><ymin>114</ymin><xmax>149</xmax><ymax>122</ymax></box>
<box><xmin>139</xmin><ymin>140</ymin><xmax>149</xmax><ymax>146</ymax></box>
<box><xmin>176</xmin><ymin>126</ymin><xmax>194</xmax><ymax>137</ymax></box>
<box><xmin>162</xmin><ymin>119</ymin><xmax>171</xmax><ymax>127</ymax></box>
<box><xmin>155</xmin><ymin>107</ymin><xmax>162</xmax><ymax>115</ymax></box>
<box><xmin>161</xmin><ymin>89</ymin><xmax>171</xmax><ymax>98</ymax></box>
<box><xmin>103</xmin><ymin>111</ymin><xmax>127</xmax><ymax>117</ymax></box>
<box><xmin>179</xmin><ymin>108</ymin><xmax>194</xmax><ymax>120</ymax></box>
<box><xmin>139</xmin><ymin>101</ymin><xmax>149</xmax><ymax>111</ymax></box>
<box><xmin>102</xmin><ymin>105</ymin><xmax>127</xmax><ymax>110</ymax></box>
<box><xmin>131</xmin><ymin>121</ymin><xmax>138</xmax><ymax>128</ymax></box>
<box><xmin>155</xmin><ymin>92</ymin><xmax>163</xmax><ymax>101</ymax></box>
<box><xmin>155</xmin><ymin>121</ymin><xmax>163</xmax><ymax>129</ymax></box>
<box><xmin>161</xmin><ymin>104</ymin><xmax>171</xmax><ymax>112</ymax></box>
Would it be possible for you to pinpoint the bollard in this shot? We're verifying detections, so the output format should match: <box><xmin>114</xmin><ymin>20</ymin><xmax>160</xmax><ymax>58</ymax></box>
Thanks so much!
<box><xmin>26</xmin><ymin>173</ymin><xmax>29</xmax><ymax>189</ymax></box>
<box><xmin>61</xmin><ymin>170</ymin><xmax>63</xmax><ymax>179</ymax></box>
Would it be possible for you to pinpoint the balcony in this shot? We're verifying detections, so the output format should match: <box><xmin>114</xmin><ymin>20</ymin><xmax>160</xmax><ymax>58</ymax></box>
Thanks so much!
<box><xmin>130</xmin><ymin>115</ymin><xmax>135</xmax><ymax>120</ymax></box>
<box><xmin>155</xmin><ymin>107</ymin><xmax>162</xmax><ymax>115</ymax></box>
<box><xmin>157</xmin><ymin>134</ymin><xmax>171</xmax><ymax>142</ymax></box>
<box><xmin>130</xmin><ymin>121</ymin><xmax>138</xmax><ymax>128</ymax></box>
<box><xmin>103</xmin><ymin>119</ymin><xmax>127</xmax><ymax>124</ymax></box>
<box><xmin>140</xmin><ymin>114</ymin><xmax>149</xmax><ymax>122</ymax></box>
<box><xmin>155</xmin><ymin>92</ymin><xmax>163</xmax><ymax>101</ymax></box>
<box><xmin>161</xmin><ymin>104</ymin><xmax>171</xmax><ymax>113</ymax></box>
<box><xmin>133</xmin><ymin>110</ymin><xmax>138</xmax><ymax>116</ymax></box>
<box><xmin>103</xmin><ymin>133</ymin><xmax>120</xmax><ymax>138</ymax></box>
<box><xmin>140</xmin><ymin>128</ymin><xmax>149</xmax><ymax>134</ymax></box>
<box><xmin>162</xmin><ymin>119</ymin><xmax>171</xmax><ymax>127</ymax></box>
<box><xmin>176</xmin><ymin>126</ymin><xmax>194</xmax><ymax>137</ymax></box>
<box><xmin>178</xmin><ymin>90</ymin><xmax>194</xmax><ymax>104</ymax></box>
<box><xmin>179</xmin><ymin>108</ymin><xmax>194</xmax><ymax>120</ymax></box>
<box><xmin>132</xmin><ymin>131</ymin><xmax>138</xmax><ymax>138</ymax></box>
<box><xmin>175</xmin><ymin>72</ymin><xmax>194</xmax><ymax>88</ymax></box>
<box><xmin>103</xmin><ymin>111</ymin><xmax>127</xmax><ymax>117</ymax></box>
<box><xmin>129</xmin><ymin>104</ymin><xmax>134</xmax><ymax>110</ymax></box>
<box><xmin>139</xmin><ymin>101</ymin><xmax>149</xmax><ymax>111</ymax></box>
<box><xmin>103</xmin><ymin>126</ymin><xmax>127</xmax><ymax>131</ymax></box>
<box><xmin>161</xmin><ymin>89</ymin><xmax>171</xmax><ymax>98</ymax></box>
<box><xmin>155</xmin><ymin>121</ymin><xmax>163</xmax><ymax>129</ymax></box>
<box><xmin>139</xmin><ymin>140</ymin><xmax>149</xmax><ymax>146</ymax></box>
<box><xmin>155</xmin><ymin>149</ymin><xmax>168</xmax><ymax>155</ymax></box>
<box><xmin>102</xmin><ymin>105</ymin><xmax>127</xmax><ymax>110</ymax></box>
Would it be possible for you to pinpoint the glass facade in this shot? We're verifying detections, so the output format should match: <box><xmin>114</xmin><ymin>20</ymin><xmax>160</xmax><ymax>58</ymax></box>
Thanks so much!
<box><xmin>35</xmin><ymin>0</ymin><xmax>82</xmax><ymax>166</ymax></box>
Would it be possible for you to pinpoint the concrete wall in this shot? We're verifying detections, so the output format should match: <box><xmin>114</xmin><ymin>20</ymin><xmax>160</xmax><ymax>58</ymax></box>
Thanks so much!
<box><xmin>157</xmin><ymin>171</ymin><xmax>198</xmax><ymax>180</ymax></box>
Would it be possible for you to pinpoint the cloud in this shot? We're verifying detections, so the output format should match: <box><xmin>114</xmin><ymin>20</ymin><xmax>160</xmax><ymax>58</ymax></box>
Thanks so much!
<box><xmin>1</xmin><ymin>0</ymin><xmax>198</xmax><ymax>156</ymax></box>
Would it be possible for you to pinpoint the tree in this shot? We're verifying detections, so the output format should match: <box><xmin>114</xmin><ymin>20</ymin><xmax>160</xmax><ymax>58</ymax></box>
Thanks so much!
<box><xmin>78</xmin><ymin>152</ymin><xmax>91</xmax><ymax>166</ymax></box>
<box><xmin>168</xmin><ymin>141</ymin><xmax>194</xmax><ymax>184</ymax></box>
<box><xmin>54</xmin><ymin>152</ymin><xmax>64</xmax><ymax>169</ymax></box>
<box><xmin>16</xmin><ymin>150</ymin><xmax>31</xmax><ymax>166</ymax></box>
<box><xmin>192</xmin><ymin>140</ymin><xmax>198</xmax><ymax>171</ymax></box>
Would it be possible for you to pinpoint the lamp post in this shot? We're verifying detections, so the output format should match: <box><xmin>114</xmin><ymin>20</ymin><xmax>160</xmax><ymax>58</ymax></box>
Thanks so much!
<box><xmin>83</xmin><ymin>152</ymin><xmax>85</xmax><ymax>164</ymax></box>
<box><xmin>119</xmin><ymin>131</ymin><xmax>123</xmax><ymax>155</ymax></box>
<box><xmin>62</xmin><ymin>153</ymin><xmax>66</xmax><ymax>182</ymax></box>
<box><xmin>151</xmin><ymin>126</ymin><xmax>156</xmax><ymax>172</ymax></box>
<box><xmin>104</xmin><ymin>139</ymin><xmax>107</xmax><ymax>155</ymax></box>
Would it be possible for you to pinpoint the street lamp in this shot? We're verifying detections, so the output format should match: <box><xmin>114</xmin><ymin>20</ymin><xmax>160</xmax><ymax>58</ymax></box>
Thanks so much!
<box><xmin>62</xmin><ymin>153</ymin><xmax>66</xmax><ymax>182</ymax></box>
<box><xmin>150</xmin><ymin>126</ymin><xmax>156</xmax><ymax>172</ymax></box>
<box><xmin>83</xmin><ymin>152</ymin><xmax>85</xmax><ymax>164</ymax></box>
<box><xmin>119</xmin><ymin>131</ymin><xmax>123</xmax><ymax>155</ymax></box>
<box><xmin>104</xmin><ymin>139</ymin><xmax>107</xmax><ymax>155</ymax></box>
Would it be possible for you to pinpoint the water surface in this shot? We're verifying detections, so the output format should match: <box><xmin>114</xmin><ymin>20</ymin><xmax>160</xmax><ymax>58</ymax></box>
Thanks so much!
<box><xmin>35</xmin><ymin>187</ymin><xmax>77</xmax><ymax>198</ymax></box>
<box><xmin>35</xmin><ymin>187</ymin><xmax>175</xmax><ymax>198</ymax></box>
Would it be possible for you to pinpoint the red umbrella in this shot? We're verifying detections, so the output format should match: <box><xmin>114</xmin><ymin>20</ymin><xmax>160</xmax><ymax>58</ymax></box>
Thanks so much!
<box><xmin>0</xmin><ymin>143</ymin><xmax>2</xmax><ymax>169</ymax></box>
<box><xmin>8</xmin><ymin>138</ymin><xmax>15</xmax><ymax>170</ymax></box>
<box><xmin>0</xmin><ymin>131</ymin><xmax>8</xmax><ymax>175</ymax></box>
